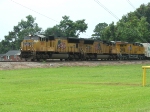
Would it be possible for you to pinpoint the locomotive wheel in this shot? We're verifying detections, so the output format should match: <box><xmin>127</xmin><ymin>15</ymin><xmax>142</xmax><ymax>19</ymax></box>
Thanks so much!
<box><xmin>37</xmin><ymin>59</ymin><xmax>40</xmax><ymax>61</ymax></box>
<box><xmin>31</xmin><ymin>59</ymin><xmax>35</xmax><ymax>61</ymax></box>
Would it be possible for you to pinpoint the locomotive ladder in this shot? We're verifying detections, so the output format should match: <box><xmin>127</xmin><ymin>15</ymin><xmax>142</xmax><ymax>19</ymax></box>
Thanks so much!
<box><xmin>31</xmin><ymin>48</ymin><xmax>36</xmax><ymax>60</ymax></box>
<box><xmin>79</xmin><ymin>48</ymin><xmax>87</xmax><ymax>59</ymax></box>
<box><xmin>116</xmin><ymin>48</ymin><xmax>122</xmax><ymax>59</ymax></box>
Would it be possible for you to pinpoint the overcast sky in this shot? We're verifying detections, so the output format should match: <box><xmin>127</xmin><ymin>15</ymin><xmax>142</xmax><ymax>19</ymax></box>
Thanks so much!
<box><xmin>0</xmin><ymin>0</ymin><xmax>150</xmax><ymax>40</ymax></box>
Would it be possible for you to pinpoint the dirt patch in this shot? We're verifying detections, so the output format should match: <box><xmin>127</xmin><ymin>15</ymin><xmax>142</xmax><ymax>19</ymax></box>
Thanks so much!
<box><xmin>0</xmin><ymin>60</ymin><xmax>150</xmax><ymax>70</ymax></box>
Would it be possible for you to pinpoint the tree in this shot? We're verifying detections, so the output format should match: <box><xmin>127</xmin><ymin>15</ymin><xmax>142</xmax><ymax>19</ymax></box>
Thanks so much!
<box><xmin>136</xmin><ymin>17</ymin><xmax>150</xmax><ymax>42</ymax></box>
<box><xmin>45</xmin><ymin>15</ymin><xmax>88</xmax><ymax>38</ymax></box>
<box><xmin>118</xmin><ymin>3</ymin><xmax>150</xmax><ymax>42</ymax></box>
<box><xmin>74</xmin><ymin>19</ymin><xmax>88</xmax><ymax>37</ymax></box>
<box><xmin>0</xmin><ymin>15</ymin><xmax>42</xmax><ymax>53</ymax></box>
<box><xmin>115</xmin><ymin>16</ymin><xmax>150</xmax><ymax>42</ymax></box>
<box><xmin>44</xmin><ymin>25</ymin><xmax>64</xmax><ymax>37</ymax></box>
<box><xmin>136</xmin><ymin>3</ymin><xmax>150</xmax><ymax>23</ymax></box>
<box><xmin>94</xmin><ymin>3</ymin><xmax>150</xmax><ymax>42</ymax></box>
<box><xmin>109</xmin><ymin>22</ymin><xmax>116</xmax><ymax>40</ymax></box>
<box><xmin>15</xmin><ymin>15</ymin><xmax>42</xmax><ymax>48</ymax></box>
<box><xmin>91</xmin><ymin>23</ymin><xmax>108</xmax><ymax>40</ymax></box>
<box><xmin>59</xmin><ymin>16</ymin><xmax>88</xmax><ymax>37</ymax></box>
<box><xmin>95</xmin><ymin>22</ymin><xmax>116</xmax><ymax>41</ymax></box>
<box><xmin>0</xmin><ymin>40</ymin><xmax>10</xmax><ymax>53</ymax></box>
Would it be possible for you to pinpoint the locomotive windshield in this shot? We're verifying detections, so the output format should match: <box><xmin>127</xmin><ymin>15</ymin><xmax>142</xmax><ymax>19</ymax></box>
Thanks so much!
<box><xmin>24</xmin><ymin>36</ymin><xmax>31</xmax><ymax>40</ymax></box>
<box><xmin>24</xmin><ymin>36</ymin><xmax>39</xmax><ymax>40</ymax></box>
<box><xmin>31</xmin><ymin>36</ymin><xmax>39</xmax><ymax>40</ymax></box>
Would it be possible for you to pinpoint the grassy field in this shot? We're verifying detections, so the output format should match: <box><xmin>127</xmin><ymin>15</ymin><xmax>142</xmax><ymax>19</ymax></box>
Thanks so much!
<box><xmin>1</xmin><ymin>64</ymin><xmax>150</xmax><ymax>112</ymax></box>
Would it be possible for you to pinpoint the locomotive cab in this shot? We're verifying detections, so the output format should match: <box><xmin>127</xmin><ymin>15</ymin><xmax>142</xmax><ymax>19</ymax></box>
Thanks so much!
<box><xmin>20</xmin><ymin>35</ymin><xmax>40</xmax><ymax>60</ymax></box>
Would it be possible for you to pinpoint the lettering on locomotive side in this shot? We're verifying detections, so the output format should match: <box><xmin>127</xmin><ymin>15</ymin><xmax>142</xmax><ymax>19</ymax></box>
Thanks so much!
<box><xmin>95</xmin><ymin>43</ymin><xmax>101</xmax><ymax>50</ymax></box>
<box><xmin>128</xmin><ymin>45</ymin><xmax>132</xmax><ymax>51</ymax></box>
<box><xmin>57</xmin><ymin>40</ymin><xmax>66</xmax><ymax>49</ymax></box>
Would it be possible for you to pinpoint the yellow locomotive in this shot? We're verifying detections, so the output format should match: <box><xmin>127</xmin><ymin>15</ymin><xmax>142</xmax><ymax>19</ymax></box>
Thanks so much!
<box><xmin>20</xmin><ymin>35</ymin><xmax>145</xmax><ymax>61</ymax></box>
<box><xmin>110</xmin><ymin>41</ymin><xmax>145</xmax><ymax>60</ymax></box>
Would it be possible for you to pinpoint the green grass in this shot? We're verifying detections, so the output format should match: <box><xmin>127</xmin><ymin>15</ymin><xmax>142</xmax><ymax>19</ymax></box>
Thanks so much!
<box><xmin>1</xmin><ymin>64</ymin><xmax>150</xmax><ymax>112</ymax></box>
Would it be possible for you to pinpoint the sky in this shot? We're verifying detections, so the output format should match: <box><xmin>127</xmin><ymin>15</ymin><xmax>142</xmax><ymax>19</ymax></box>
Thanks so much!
<box><xmin>0</xmin><ymin>0</ymin><xmax>150</xmax><ymax>40</ymax></box>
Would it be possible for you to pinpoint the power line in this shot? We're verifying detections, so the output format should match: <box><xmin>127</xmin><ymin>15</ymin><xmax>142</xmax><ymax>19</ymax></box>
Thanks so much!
<box><xmin>10</xmin><ymin>0</ymin><xmax>91</xmax><ymax>38</ymax></box>
<box><xmin>125</xmin><ymin>0</ymin><xmax>145</xmax><ymax>18</ymax></box>
<box><xmin>10</xmin><ymin>0</ymin><xmax>59</xmax><ymax>23</ymax></box>
<box><xmin>126</xmin><ymin>0</ymin><xmax>136</xmax><ymax>10</ymax></box>
<box><xmin>94</xmin><ymin>0</ymin><xmax>119</xmax><ymax>20</ymax></box>
<box><xmin>126</xmin><ymin>0</ymin><xmax>142</xmax><ymax>17</ymax></box>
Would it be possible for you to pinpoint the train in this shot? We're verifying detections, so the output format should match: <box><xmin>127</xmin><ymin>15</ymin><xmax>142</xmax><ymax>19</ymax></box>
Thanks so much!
<box><xmin>20</xmin><ymin>35</ymin><xmax>147</xmax><ymax>61</ymax></box>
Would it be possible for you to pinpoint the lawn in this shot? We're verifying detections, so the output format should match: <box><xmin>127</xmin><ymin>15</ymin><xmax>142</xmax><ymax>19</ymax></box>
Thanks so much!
<box><xmin>0</xmin><ymin>64</ymin><xmax>150</xmax><ymax>112</ymax></box>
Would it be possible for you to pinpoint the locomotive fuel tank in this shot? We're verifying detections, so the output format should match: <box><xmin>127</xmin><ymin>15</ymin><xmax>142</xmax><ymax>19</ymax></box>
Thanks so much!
<box><xmin>97</xmin><ymin>55</ymin><xmax>110</xmax><ymax>59</ymax></box>
<box><xmin>50</xmin><ymin>54</ymin><xmax>69</xmax><ymax>59</ymax></box>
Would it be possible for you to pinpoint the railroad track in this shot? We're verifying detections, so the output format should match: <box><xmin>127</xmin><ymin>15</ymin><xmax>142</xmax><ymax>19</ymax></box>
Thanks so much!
<box><xmin>0</xmin><ymin>59</ymin><xmax>149</xmax><ymax>63</ymax></box>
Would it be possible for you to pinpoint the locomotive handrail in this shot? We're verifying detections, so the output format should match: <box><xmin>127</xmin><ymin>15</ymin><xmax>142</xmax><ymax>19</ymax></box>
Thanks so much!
<box><xmin>142</xmin><ymin>66</ymin><xmax>150</xmax><ymax>86</ymax></box>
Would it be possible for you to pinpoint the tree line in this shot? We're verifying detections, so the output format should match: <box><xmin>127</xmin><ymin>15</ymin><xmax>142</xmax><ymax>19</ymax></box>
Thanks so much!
<box><xmin>0</xmin><ymin>3</ymin><xmax>150</xmax><ymax>53</ymax></box>
<box><xmin>91</xmin><ymin>3</ymin><xmax>150</xmax><ymax>42</ymax></box>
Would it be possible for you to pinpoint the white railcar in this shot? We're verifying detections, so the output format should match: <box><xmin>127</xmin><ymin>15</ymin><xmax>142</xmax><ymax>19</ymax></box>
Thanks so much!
<box><xmin>142</xmin><ymin>43</ymin><xmax>150</xmax><ymax>58</ymax></box>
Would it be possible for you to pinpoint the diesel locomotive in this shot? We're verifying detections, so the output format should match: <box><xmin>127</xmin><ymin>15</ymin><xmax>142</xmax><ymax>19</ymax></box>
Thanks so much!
<box><xmin>20</xmin><ymin>35</ymin><xmax>145</xmax><ymax>61</ymax></box>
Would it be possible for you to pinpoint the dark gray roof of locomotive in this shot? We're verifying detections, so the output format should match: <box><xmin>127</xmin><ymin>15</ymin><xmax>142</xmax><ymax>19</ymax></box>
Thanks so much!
<box><xmin>67</xmin><ymin>37</ymin><xmax>80</xmax><ymax>43</ymax></box>
<box><xmin>5</xmin><ymin>50</ymin><xmax>21</xmax><ymax>56</ymax></box>
<box><xmin>67</xmin><ymin>37</ymin><xmax>94</xmax><ymax>44</ymax></box>
<box><xmin>84</xmin><ymin>39</ymin><xmax>94</xmax><ymax>44</ymax></box>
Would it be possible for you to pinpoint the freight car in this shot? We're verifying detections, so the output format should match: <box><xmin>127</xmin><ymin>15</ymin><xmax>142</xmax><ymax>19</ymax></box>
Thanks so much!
<box><xmin>20</xmin><ymin>35</ymin><xmax>145</xmax><ymax>61</ymax></box>
<box><xmin>141</xmin><ymin>43</ymin><xmax>150</xmax><ymax>59</ymax></box>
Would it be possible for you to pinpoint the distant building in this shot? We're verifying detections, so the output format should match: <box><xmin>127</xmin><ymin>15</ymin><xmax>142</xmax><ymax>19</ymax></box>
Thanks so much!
<box><xmin>3</xmin><ymin>50</ymin><xmax>21</xmax><ymax>61</ymax></box>
<box><xmin>0</xmin><ymin>54</ymin><xmax>4</xmax><ymax>61</ymax></box>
